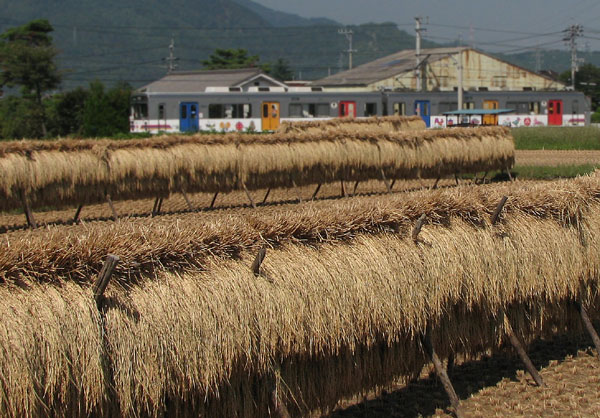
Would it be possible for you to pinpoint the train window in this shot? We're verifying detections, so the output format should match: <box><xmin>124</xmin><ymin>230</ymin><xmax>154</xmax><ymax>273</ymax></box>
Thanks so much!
<box><xmin>209</xmin><ymin>104</ymin><xmax>252</xmax><ymax>119</ymax></box>
<box><xmin>133</xmin><ymin>103</ymin><xmax>148</xmax><ymax>119</ymax></box>
<box><xmin>365</xmin><ymin>102</ymin><xmax>377</xmax><ymax>117</ymax></box>
<box><xmin>180</xmin><ymin>105</ymin><xmax>186</xmax><ymax>119</ymax></box>
<box><xmin>439</xmin><ymin>102</ymin><xmax>458</xmax><ymax>113</ymax></box>
<box><xmin>158</xmin><ymin>104</ymin><xmax>166</xmax><ymax>120</ymax></box>
<box><xmin>463</xmin><ymin>102</ymin><xmax>475</xmax><ymax>109</ymax></box>
<box><xmin>506</xmin><ymin>102</ymin><xmax>530</xmax><ymax>114</ymax></box>
<box><xmin>573</xmin><ymin>100</ymin><xmax>579</xmax><ymax>114</ymax></box>
<box><xmin>529</xmin><ymin>102</ymin><xmax>541</xmax><ymax>114</ymax></box>
<box><xmin>393</xmin><ymin>102</ymin><xmax>406</xmax><ymax>115</ymax></box>
<box><xmin>289</xmin><ymin>103</ymin><xmax>329</xmax><ymax>118</ymax></box>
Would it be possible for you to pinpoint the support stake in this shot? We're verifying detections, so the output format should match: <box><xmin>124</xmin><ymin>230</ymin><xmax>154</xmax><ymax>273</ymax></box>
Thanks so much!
<box><xmin>311</xmin><ymin>183</ymin><xmax>322</xmax><ymax>200</ymax></box>
<box><xmin>106</xmin><ymin>194</ymin><xmax>118</xmax><ymax>220</ymax></box>
<box><xmin>340</xmin><ymin>180</ymin><xmax>346</xmax><ymax>197</ymax></box>
<box><xmin>20</xmin><ymin>191</ymin><xmax>37</xmax><ymax>229</ymax></box>
<box><xmin>575</xmin><ymin>301</ymin><xmax>600</xmax><ymax>356</ymax></box>
<box><xmin>454</xmin><ymin>174</ymin><xmax>460</xmax><ymax>186</ymax></box>
<box><xmin>390</xmin><ymin>179</ymin><xmax>396</xmax><ymax>191</ymax></box>
<box><xmin>210</xmin><ymin>192</ymin><xmax>219</xmax><ymax>209</ymax></box>
<box><xmin>491</xmin><ymin>196</ymin><xmax>508</xmax><ymax>225</ymax></box>
<box><xmin>291</xmin><ymin>181</ymin><xmax>302</xmax><ymax>203</ymax></box>
<box><xmin>271</xmin><ymin>365</ymin><xmax>291</xmax><ymax>418</ymax></box>
<box><xmin>92</xmin><ymin>254</ymin><xmax>120</xmax><ymax>309</ymax></box>
<box><xmin>506</xmin><ymin>167</ymin><xmax>514</xmax><ymax>182</ymax></box>
<box><xmin>431</xmin><ymin>177</ymin><xmax>441</xmax><ymax>190</ymax></box>
<box><xmin>242</xmin><ymin>183</ymin><xmax>257</xmax><ymax>209</ymax></box>
<box><xmin>181</xmin><ymin>189</ymin><xmax>195</xmax><ymax>211</ymax></box>
<box><xmin>251</xmin><ymin>247</ymin><xmax>267</xmax><ymax>276</ymax></box>
<box><xmin>151</xmin><ymin>197</ymin><xmax>162</xmax><ymax>217</ymax></box>
<box><xmin>421</xmin><ymin>329</ymin><xmax>463</xmax><ymax>418</ymax></box>
<box><xmin>503</xmin><ymin>313</ymin><xmax>545</xmax><ymax>387</ymax></box>
<box><xmin>412</xmin><ymin>214</ymin><xmax>427</xmax><ymax>242</ymax></box>
<box><xmin>381</xmin><ymin>169</ymin><xmax>392</xmax><ymax>193</ymax></box>
<box><xmin>73</xmin><ymin>204</ymin><xmax>84</xmax><ymax>224</ymax></box>
<box><xmin>261</xmin><ymin>188</ymin><xmax>271</xmax><ymax>205</ymax></box>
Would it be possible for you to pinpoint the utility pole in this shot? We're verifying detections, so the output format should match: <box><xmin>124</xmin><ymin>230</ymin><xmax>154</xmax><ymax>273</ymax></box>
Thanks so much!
<box><xmin>563</xmin><ymin>24</ymin><xmax>583</xmax><ymax>90</ymax></box>
<box><xmin>338</xmin><ymin>28</ymin><xmax>357</xmax><ymax>70</ymax></box>
<box><xmin>415</xmin><ymin>17</ymin><xmax>427</xmax><ymax>91</ymax></box>
<box><xmin>163</xmin><ymin>38</ymin><xmax>179</xmax><ymax>74</ymax></box>
<box><xmin>534</xmin><ymin>46</ymin><xmax>542</xmax><ymax>73</ymax></box>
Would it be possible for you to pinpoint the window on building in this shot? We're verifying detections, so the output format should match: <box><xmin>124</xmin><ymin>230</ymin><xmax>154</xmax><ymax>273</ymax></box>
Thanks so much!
<box><xmin>393</xmin><ymin>102</ymin><xmax>406</xmax><ymax>115</ymax></box>
<box><xmin>492</xmin><ymin>76</ymin><xmax>507</xmax><ymax>88</ymax></box>
<box><xmin>289</xmin><ymin>103</ymin><xmax>329</xmax><ymax>118</ymax></box>
<box><xmin>133</xmin><ymin>103</ymin><xmax>148</xmax><ymax>119</ymax></box>
<box><xmin>478</xmin><ymin>87</ymin><xmax>489</xmax><ymax>91</ymax></box>
<box><xmin>365</xmin><ymin>102</ymin><xmax>378</xmax><ymax>116</ymax></box>
<box><xmin>208</xmin><ymin>104</ymin><xmax>252</xmax><ymax>119</ymax></box>
<box><xmin>158</xmin><ymin>103</ymin><xmax>166</xmax><ymax>120</ymax></box>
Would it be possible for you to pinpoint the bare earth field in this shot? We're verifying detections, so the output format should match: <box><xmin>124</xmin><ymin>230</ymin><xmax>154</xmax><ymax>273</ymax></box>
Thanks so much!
<box><xmin>327</xmin><ymin>334</ymin><xmax>600</xmax><ymax>418</ymax></box>
<box><xmin>515</xmin><ymin>150</ymin><xmax>600</xmax><ymax>166</ymax></box>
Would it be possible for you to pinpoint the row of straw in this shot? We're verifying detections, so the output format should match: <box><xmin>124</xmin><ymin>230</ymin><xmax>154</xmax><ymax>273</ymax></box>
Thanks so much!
<box><xmin>276</xmin><ymin>115</ymin><xmax>426</xmax><ymax>134</ymax></box>
<box><xmin>1</xmin><ymin>184</ymin><xmax>599</xmax><ymax>416</ymax></box>
<box><xmin>0</xmin><ymin>124</ymin><xmax>514</xmax><ymax>211</ymax></box>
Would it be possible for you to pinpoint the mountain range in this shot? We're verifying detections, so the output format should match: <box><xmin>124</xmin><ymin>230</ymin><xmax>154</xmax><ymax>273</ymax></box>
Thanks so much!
<box><xmin>0</xmin><ymin>0</ymin><xmax>594</xmax><ymax>89</ymax></box>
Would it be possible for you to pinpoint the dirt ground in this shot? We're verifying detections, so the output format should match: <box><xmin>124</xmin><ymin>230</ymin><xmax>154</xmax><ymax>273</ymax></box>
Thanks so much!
<box><xmin>515</xmin><ymin>150</ymin><xmax>600</xmax><ymax>167</ymax></box>
<box><xmin>327</xmin><ymin>333</ymin><xmax>600</xmax><ymax>417</ymax></box>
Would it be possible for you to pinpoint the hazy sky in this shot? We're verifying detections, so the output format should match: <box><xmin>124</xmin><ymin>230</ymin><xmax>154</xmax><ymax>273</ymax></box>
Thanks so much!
<box><xmin>253</xmin><ymin>0</ymin><xmax>600</xmax><ymax>53</ymax></box>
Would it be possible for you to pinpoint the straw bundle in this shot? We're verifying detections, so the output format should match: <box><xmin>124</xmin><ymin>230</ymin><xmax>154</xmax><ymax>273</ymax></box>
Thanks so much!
<box><xmin>0</xmin><ymin>126</ymin><xmax>514</xmax><ymax>211</ymax></box>
<box><xmin>1</xmin><ymin>197</ymin><xmax>599</xmax><ymax>416</ymax></box>
<box><xmin>276</xmin><ymin>115</ymin><xmax>426</xmax><ymax>134</ymax></box>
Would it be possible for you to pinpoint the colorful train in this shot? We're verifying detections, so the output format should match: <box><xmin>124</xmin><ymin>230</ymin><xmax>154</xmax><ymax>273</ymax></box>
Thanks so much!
<box><xmin>130</xmin><ymin>88</ymin><xmax>590</xmax><ymax>133</ymax></box>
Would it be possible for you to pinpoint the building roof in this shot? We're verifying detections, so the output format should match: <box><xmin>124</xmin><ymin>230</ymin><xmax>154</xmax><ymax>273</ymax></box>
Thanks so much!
<box><xmin>314</xmin><ymin>47</ymin><xmax>469</xmax><ymax>87</ymax></box>
<box><xmin>138</xmin><ymin>68</ymin><xmax>286</xmax><ymax>93</ymax></box>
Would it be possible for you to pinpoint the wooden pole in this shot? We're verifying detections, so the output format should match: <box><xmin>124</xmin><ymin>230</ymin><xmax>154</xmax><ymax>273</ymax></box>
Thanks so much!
<box><xmin>152</xmin><ymin>197</ymin><xmax>161</xmax><ymax>217</ymax></box>
<box><xmin>20</xmin><ymin>191</ymin><xmax>37</xmax><ymax>229</ymax></box>
<box><xmin>506</xmin><ymin>167</ymin><xmax>514</xmax><ymax>182</ymax></box>
<box><xmin>242</xmin><ymin>183</ymin><xmax>257</xmax><ymax>209</ymax></box>
<box><xmin>181</xmin><ymin>189</ymin><xmax>195</xmax><ymax>211</ymax></box>
<box><xmin>454</xmin><ymin>174</ymin><xmax>460</xmax><ymax>186</ymax></box>
<box><xmin>157</xmin><ymin>197</ymin><xmax>163</xmax><ymax>214</ymax></box>
<box><xmin>92</xmin><ymin>254</ymin><xmax>120</xmax><ymax>309</ymax></box>
<box><xmin>73</xmin><ymin>204</ymin><xmax>84</xmax><ymax>224</ymax></box>
<box><xmin>251</xmin><ymin>247</ymin><xmax>267</xmax><ymax>276</ymax></box>
<box><xmin>380</xmin><ymin>169</ymin><xmax>392</xmax><ymax>193</ymax></box>
<box><xmin>106</xmin><ymin>194</ymin><xmax>118</xmax><ymax>220</ymax></box>
<box><xmin>291</xmin><ymin>181</ymin><xmax>302</xmax><ymax>203</ymax></box>
<box><xmin>503</xmin><ymin>313</ymin><xmax>545</xmax><ymax>387</ymax></box>
<box><xmin>421</xmin><ymin>330</ymin><xmax>463</xmax><ymax>418</ymax></box>
<box><xmin>311</xmin><ymin>183</ymin><xmax>322</xmax><ymax>200</ymax></box>
<box><xmin>412</xmin><ymin>214</ymin><xmax>427</xmax><ymax>242</ymax></box>
<box><xmin>261</xmin><ymin>188</ymin><xmax>271</xmax><ymax>205</ymax></box>
<box><xmin>390</xmin><ymin>179</ymin><xmax>396</xmax><ymax>191</ymax></box>
<box><xmin>353</xmin><ymin>180</ymin><xmax>360</xmax><ymax>195</ymax></box>
<box><xmin>491</xmin><ymin>196</ymin><xmax>508</xmax><ymax>225</ymax></box>
<box><xmin>431</xmin><ymin>176</ymin><xmax>441</xmax><ymax>190</ymax></box>
<box><xmin>575</xmin><ymin>301</ymin><xmax>600</xmax><ymax>356</ymax></box>
<box><xmin>340</xmin><ymin>180</ymin><xmax>346</xmax><ymax>198</ymax></box>
<box><xmin>210</xmin><ymin>191</ymin><xmax>219</xmax><ymax>209</ymax></box>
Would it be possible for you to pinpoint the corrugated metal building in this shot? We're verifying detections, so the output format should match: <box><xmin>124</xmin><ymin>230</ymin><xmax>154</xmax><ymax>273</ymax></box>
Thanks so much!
<box><xmin>314</xmin><ymin>47</ymin><xmax>565</xmax><ymax>92</ymax></box>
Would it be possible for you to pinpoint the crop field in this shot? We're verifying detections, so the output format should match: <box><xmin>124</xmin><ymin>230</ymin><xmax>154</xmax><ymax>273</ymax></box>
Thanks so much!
<box><xmin>2</xmin><ymin>171</ymin><xmax>600</xmax><ymax>417</ymax></box>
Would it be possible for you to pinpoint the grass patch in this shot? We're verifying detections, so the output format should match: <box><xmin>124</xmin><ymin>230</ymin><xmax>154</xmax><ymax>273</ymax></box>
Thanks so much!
<box><xmin>512</xmin><ymin>127</ymin><xmax>600</xmax><ymax>150</ymax></box>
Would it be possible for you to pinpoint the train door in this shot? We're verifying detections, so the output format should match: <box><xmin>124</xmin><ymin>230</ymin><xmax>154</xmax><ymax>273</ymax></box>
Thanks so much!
<box><xmin>262</xmin><ymin>102</ymin><xmax>280</xmax><ymax>130</ymax></box>
<box><xmin>180</xmin><ymin>102</ymin><xmax>199</xmax><ymax>132</ymax></box>
<box><xmin>414</xmin><ymin>100</ymin><xmax>430</xmax><ymax>127</ymax></box>
<box><xmin>339</xmin><ymin>101</ymin><xmax>356</xmax><ymax>118</ymax></box>
<box><xmin>483</xmin><ymin>100</ymin><xmax>499</xmax><ymax>125</ymax></box>
<box><xmin>548</xmin><ymin>100</ymin><xmax>563</xmax><ymax>126</ymax></box>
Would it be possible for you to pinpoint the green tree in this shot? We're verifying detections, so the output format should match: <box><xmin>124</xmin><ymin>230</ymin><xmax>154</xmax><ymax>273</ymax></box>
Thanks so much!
<box><xmin>0</xmin><ymin>19</ymin><xmax>61</xmax><ymax>137</ymax></box>
<box><xmin>202</xmin><ymin>48</ymin><xmax>260</xmax><ymax>70</ymax></box>
<box><xmin>81</xmin><ymin>80</ymin><xmax>131</xmax><ymax>137</ymax></box>
<box><xmin>46</xmin><ymin>87</ymin><xmax>88</xmax><ymax>137</ymax></box>
<box><xmin>267</xmin><ymin>58</ymin><xmax>294</xmax><ymax>81</ymax></box>
<box><xmin>560</xmin><ymin>63</ymin><xmax>600</xmax><ymax>110</ymax></box>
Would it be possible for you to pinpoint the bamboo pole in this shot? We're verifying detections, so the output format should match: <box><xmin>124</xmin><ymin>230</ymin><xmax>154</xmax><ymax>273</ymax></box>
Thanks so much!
<box><xmin>106</xmin><ymin>194</ymin><xmax>118</xmax><ymax>220</ymax></box>
<box><xmin>491</xmin><ymin>196</ymin><xmax>508</xmax><ymax>225</ymax></box>
<box><xmin>380</xmin><ymin>169</ymin><xmax>392</xmax><ymax>193</ymax></box>
<box><xmin>20</xmin><ymin>191</ymin><xmax>37</xmax><ymax>229</ymax></box>
<box><xmin>152</xmin><ymin>197</ymin><xmax>161</xmax><ymax>217</ymax></box>
<box><xmin>340</xmin><ymin>180</ymin><xmax>346</xmax><ymax>198</ymax></box>
<box><xmin>506</xmin><ymin>167</ymin><xmax>514</xmax><ymax>182</ymax></box>
<box><xmin>261</xmin><ymin>188</ymin><xmax>271</xmax><ymax>205</ymax></box>
<box><xmin>575</xmin><ymin>301</ymin><xmax>600</xmax><ymax>356</ymax></box>
<box><xmin>421</xmin><ymin>329</ymin><xmax>463</xmax><ymax>418</ymax></box>
<box><xmin>92</xmin><ymin>254</ymin><xmax>120</xmax><ymax>309</ymax></box>
<box><xmin>311</xmin><ymin>183</ymin><xmax>322</xmax><ymax>200</ymax></box>
<box><xmin>73</xmin><ymin>204</ymin><xmax>84</xmax><ymax>224</ymax></box>
<box><xmin>431</xmin><ymin>176</ymin><xmax>441</xmax><ymax>190</ymax></box>
<box><xmin>181</xmin><ymin>189</ymin><xmax>195</xmax><ymax>211</ymax></box>
<box><xmin>242</xmin><ymin>183</ymin><xmax>257</xmax><ymax>209</ymax></box>
<box><xmin>353</xmin><ymin>180</ymin><xmax>360</xmax><ymax>195</ymax></box>
<box><xmin>503</xmin><ymin>313</ymin><xmax>545</xmax><ymax>387</ymax></box>
<box><xmin>209</xmin><ymin>192</ymin><xmax>219</xmax><ymax>209</ymax></box>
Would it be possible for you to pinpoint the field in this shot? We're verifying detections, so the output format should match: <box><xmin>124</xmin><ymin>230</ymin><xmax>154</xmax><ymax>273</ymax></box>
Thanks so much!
<box><xmin>2</xmin><ymin>123</ymin><xmax>600</xmax><ymax>417</ymax></box>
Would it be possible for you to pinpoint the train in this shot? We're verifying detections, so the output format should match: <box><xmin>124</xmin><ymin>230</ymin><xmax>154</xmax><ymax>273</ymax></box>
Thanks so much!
<box><xmin>130</xmin><ymin>87</ymin><xmax>591</xmax><ymax>133</ymax></box>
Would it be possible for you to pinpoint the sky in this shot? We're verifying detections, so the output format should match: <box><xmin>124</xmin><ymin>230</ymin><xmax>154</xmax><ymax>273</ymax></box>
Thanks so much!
<box><xmin>253</xmin><ymin>0</ymin><xmax>600</xmax><ymax>53</ymax></box>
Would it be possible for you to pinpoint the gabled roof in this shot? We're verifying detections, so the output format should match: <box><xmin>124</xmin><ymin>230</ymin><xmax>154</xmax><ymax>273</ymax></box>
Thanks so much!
<box><xmin>314</xmin><ymin>47</ymin><xmax>469</xmax><ymax>87</ymax></box>
<box><xmin>138</xmin><ymin>68</ymin><xmax>287</xmax><ymax>93</ymax></box>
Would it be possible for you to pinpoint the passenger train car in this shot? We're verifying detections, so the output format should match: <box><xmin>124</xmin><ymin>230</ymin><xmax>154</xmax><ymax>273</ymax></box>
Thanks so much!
<box><xmin>130</xmin><ymin>88</ymin><xmax>590</xmax><ymax>133</ymax></box>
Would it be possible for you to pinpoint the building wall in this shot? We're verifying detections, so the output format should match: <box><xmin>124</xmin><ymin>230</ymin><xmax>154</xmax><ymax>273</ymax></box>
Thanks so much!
<box><xmin>368</xmin><ymin>50</ymin><xmax>564</xmax><ymax>92</ymax></box>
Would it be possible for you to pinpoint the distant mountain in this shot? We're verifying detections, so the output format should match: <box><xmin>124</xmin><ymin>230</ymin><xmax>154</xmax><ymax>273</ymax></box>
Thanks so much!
<box><xmin>0</xmin><ymin>0</ymin><xmax>433</xmax><ymax>89</ymax></box>
<box><xmin>231</xmin><ymin>0</ymin><xmax>337</xmax><ymax>27</ymax></box>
